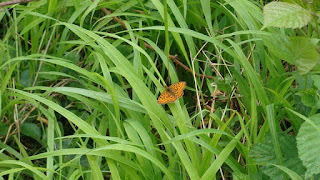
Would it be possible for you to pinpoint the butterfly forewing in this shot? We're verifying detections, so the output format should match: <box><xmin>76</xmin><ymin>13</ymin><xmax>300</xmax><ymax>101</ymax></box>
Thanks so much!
<box><xmin>169</xmin><ymin>81</ymin><xmax>186</xmax><ymax>98</ymax></box>
<box><xmin>157</xmin><ymin>81</ymin><xmax>186</xmax><ymax>105</ymax></box>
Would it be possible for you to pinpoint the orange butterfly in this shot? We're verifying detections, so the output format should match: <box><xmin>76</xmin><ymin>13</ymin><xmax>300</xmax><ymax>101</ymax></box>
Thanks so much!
<box><xmin>157</xmin><ymin>81</ymin><xmax>186</xmax><ymax>105</ymax></box>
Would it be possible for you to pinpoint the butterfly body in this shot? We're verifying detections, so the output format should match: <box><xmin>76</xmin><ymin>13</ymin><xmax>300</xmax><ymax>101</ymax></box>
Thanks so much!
<box><xmin>157</xmin><ymin>81</ymin><xmax>186</xmax><ymax>105</ymax></box>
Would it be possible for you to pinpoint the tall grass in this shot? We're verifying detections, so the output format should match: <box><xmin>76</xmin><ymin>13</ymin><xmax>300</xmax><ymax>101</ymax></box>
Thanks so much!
<box><xmin>0</xmin><ymin>0</ymin><xmax>319</xmax><ymax>179</ymax></box>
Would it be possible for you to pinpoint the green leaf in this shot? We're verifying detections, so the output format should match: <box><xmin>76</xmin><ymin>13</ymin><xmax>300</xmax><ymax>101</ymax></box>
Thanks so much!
<box><xmin>0</xmin><ymin>160</ymin><xmax>49</xmax><ymax>180</ymax></box>
<box><xmin>233</xmin><ymin>172</ymin><xmax>251</xmax><ymax>180</ymax></box>
<box><xmin>312</xmin><ymin>75</ymin><xmax>320</xmax><ymax>90</ymax></box>
<box><xmin>250</xmin><ymin>133</ymin><xmax>306</xmax><ymax>179</ymax></box>
<box><xmin>268</xmin><ymin>164</ymin><xmax>303</xmax><ymax>180</ymax></box>
<box><xmin>296</xmin><ymin>114</ymin><xmax>320</xmax><ymax>178</ymax></box>
<box><xmin>64</xmin><ymin>51</ymin><xmax>80</xmax><ymax>64</ymax></box>
<box><xmin>0</xmin><ymin>124</ymin><xmax>9</xmax><ymax>136</ymax></box>
<box><xmin>299</xmin><ymin>89</ymin><xmax>320</xmax><ymax>108</ymax></box>
<box><xmin>291</xmin><ymin>37</ymin><xmax>319</xmax><ymax>74</ymax></box>
<box><xmin>214</xmin><ymin>76</ymin><xmax>233</xmax><ymax>93</ymax></box>
<box><xmin>263</xmin><ymin>35</ymin><xmax>319</xmax><ymax>74</ymax></box>
<box><xmin>233</xmin><ymin>171</ymin><xmax>270</xmax><ymax>180</ymax></box>
<box><xmin>262</xmin><ymin>34</ymin><xmax>293</xmax><ymax>63</ymax></box>
<box><xmin>263</xmin><ymin>2</ymin><xmax>312</xmax><ymax>29</ymax></box>
<box><xmin>20</xmin><ymin>69</ymin><xmax>32</xmax><ymax>87</ymax></box>
<box><xmin>21</xmin><ymin>123</ymin><xmax>41</xmax><ymax>142</ymax></box>
<box><xmin>200</xmin><ymin>130</ymin><xmax>244</xmax><ymax>179</ymax></box>
<box><xmin>310</xmin><ymin>59</ymin><xmax>320</xmax><ymax>72</ymax></box>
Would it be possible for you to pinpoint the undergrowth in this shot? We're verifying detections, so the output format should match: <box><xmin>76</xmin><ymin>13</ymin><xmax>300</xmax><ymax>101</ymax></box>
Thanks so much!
<box><xmin>0</xmin><ymin>0</ymin><xmax>319</xmax><ymax>179</ymax></box>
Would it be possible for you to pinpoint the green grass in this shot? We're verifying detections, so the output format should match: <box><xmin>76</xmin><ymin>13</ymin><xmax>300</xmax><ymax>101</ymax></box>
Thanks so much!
<box><xmin>0</xmin><ymin>0</ymin><xmax>319</xmax><ymax>179</ymax></box>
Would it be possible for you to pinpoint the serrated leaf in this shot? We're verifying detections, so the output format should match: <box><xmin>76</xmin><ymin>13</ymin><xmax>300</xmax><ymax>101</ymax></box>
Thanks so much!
<box><xmin>250</xmin><ymin>133</ymin><xmax>306</xmax><ymax>180</ymax></box>
<box><xmin>263</xmin><ymin>2</ymin><xmax>312</xmax><ymax>29</ymax></box>
<box><xmin>296</xmin><ymin>114</ymin><xmax>320</xmax><ymax>178</ymax></box>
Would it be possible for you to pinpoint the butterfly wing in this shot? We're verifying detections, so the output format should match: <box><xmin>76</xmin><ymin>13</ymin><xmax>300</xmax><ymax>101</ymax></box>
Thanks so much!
<box><xmin>169</xmin><ymin>81</ymin><xmax>186</xmax><ymax>98</ymax></box>
<box><xmin>157</xmin><ymin>89</ymin><xmax>177</xmax><ymax>104</ymax></box>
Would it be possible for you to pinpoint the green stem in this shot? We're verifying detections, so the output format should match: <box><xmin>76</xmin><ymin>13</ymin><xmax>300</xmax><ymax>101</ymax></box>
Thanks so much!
<box><xmin>163</xmin><ymin>0</ymin><xmax>170</xmax><ymax>84</ymax></box>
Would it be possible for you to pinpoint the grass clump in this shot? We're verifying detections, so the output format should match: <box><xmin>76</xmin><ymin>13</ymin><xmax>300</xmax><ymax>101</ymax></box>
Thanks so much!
<box><xmin>0</xmin><ymin>0</ymin><xmax>319</xmax><ymax>179</ymax></box>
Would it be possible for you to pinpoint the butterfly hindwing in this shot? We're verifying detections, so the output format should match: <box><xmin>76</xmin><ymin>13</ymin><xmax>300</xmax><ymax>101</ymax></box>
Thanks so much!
<box><xmin>157</xmin><ymin>89</ymin><xmax>176</xmax><ymax>104</ymax></box>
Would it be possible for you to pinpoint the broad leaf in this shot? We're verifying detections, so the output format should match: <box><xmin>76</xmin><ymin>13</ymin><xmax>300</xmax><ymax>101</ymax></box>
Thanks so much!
<box><xmin>262</xmin><ymin>34</ymin><xmax>293</xmax><ymax>63</ymax></box>
<box><xmin>311</xmin><ymin>75</ymin><xmax>320</xmax><ymax>90</ymax></box>
<box><xmin>292</xmin><ymin>37</ymin><xmax>319</xmax><ymax>74</ymax></box>
<box><xmin>250</xmin><ymin>133</ymin><xmax>306</xmax><ymax>179</ymax></box>
<box><xmin>298</xmin><ymin>89</ymin><xmax>320</xmax><ymax>108</ymax></box>
<box><xmin>296</xmin><ymin>114</ymin><xmax>320</xmax><ymax>178</ymax></box>
<box><xmin>263</xmin><ymin>35</ymin><xmax>319</xmax><ymax>74</ymax></box>
<box><xmin>263</xmin><ymin>2</ymin><xmax>312</xmax><ymax>29</ymax></box>
<box><xmin>233</xmin><ymin>171</ymin><xmax>270</xmax><ymax>180</ymax></box>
